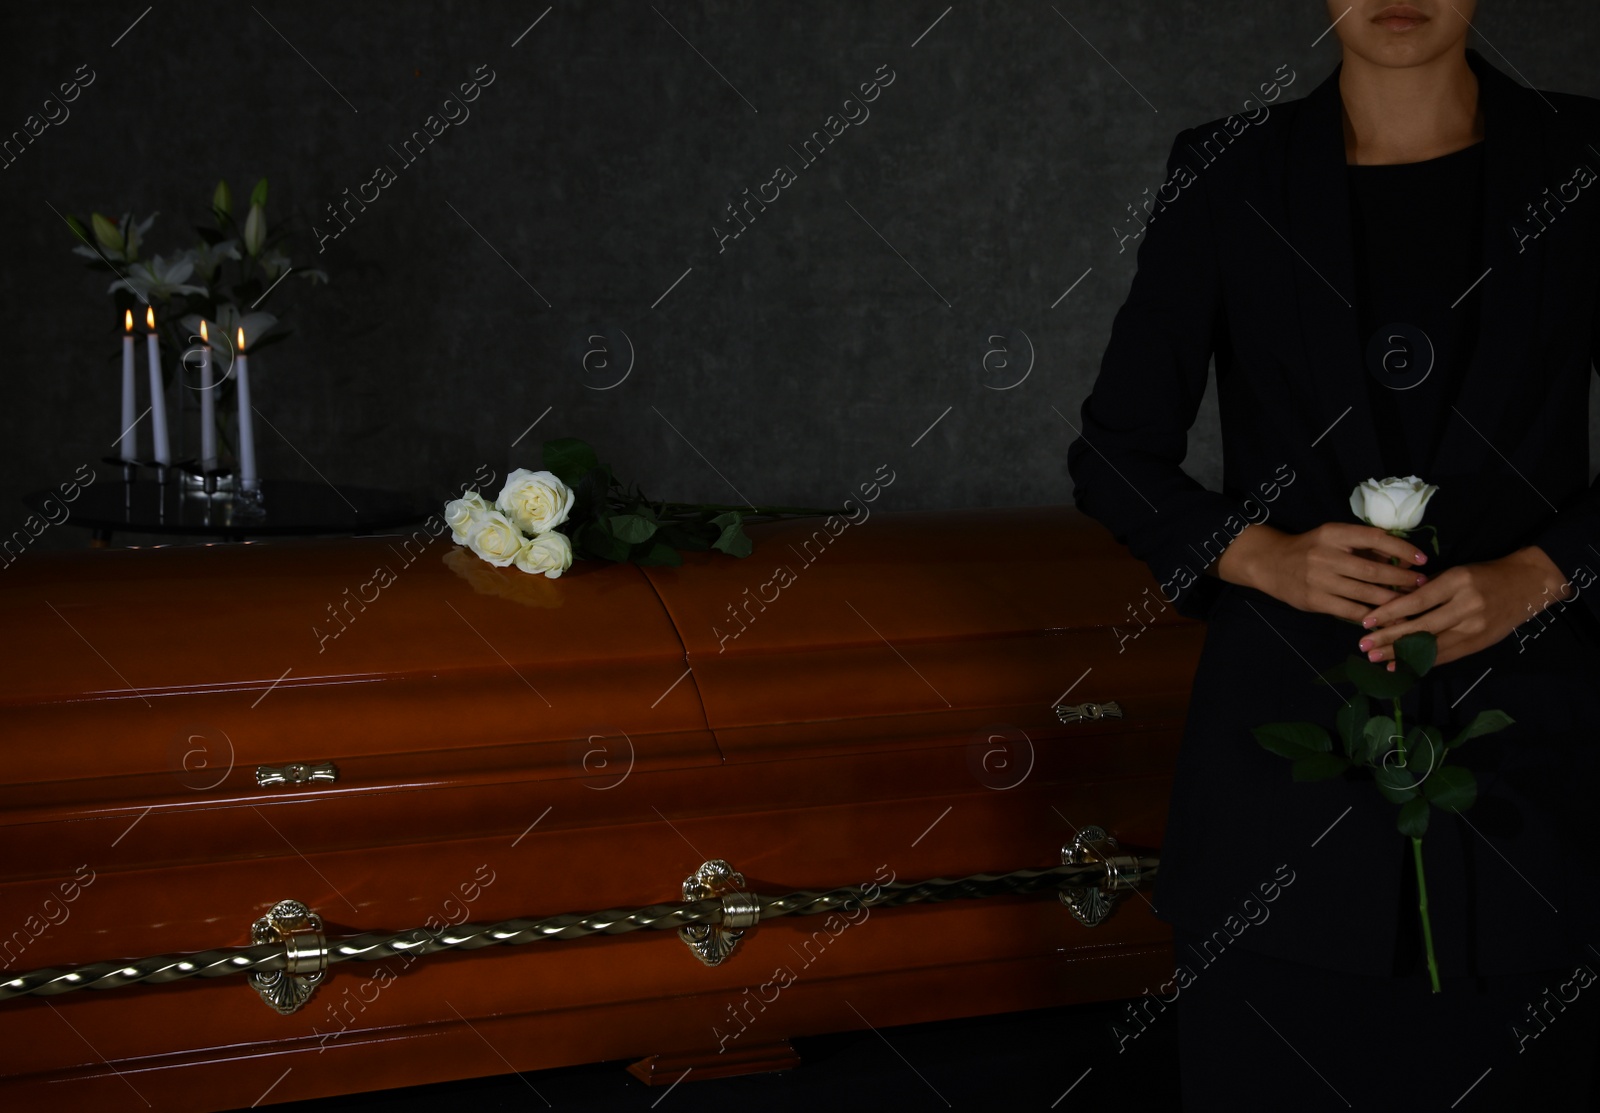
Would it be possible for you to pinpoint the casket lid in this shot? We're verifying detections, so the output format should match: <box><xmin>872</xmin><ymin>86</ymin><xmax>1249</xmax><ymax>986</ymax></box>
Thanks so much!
<box><xmin>0</xmin><ymin>506</ymin><xmax>1196</xmax><ymax>823</ymax></box>
<box><xmin>0</xmin><ymin>527</ymin><xmax>714</xmax><ymax>817</ymax></box>
<box><xmin>641</xmin><ymin>505</ymin><xmax>1198</xmax><ymax>760</ymax></box>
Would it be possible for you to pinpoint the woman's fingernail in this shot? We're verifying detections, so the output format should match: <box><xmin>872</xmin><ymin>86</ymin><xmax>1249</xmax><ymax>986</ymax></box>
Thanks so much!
<box><xmin>1415</xmin><ymin>575</ymin><xmax>1426</xmax><ymax>586</ymax></box>
<box><xmin>1414</xmin><ymin>553</ymin><xmax>1426</xmax><ymax>563</ymax></box>
<box><xmin>1368</xmin><ymin>649</ymin><xmax>1383</xmax><ymax>662</ymax></box>
<box><xmin>1358</xmin><ymin>638</ymin><xmax>1372</xmax><ymax>651</ymax></box>
<box><xmin>1362</xmin><ymin>616</ymin><xmax>1376</xmax><ymax>628</ymax></box>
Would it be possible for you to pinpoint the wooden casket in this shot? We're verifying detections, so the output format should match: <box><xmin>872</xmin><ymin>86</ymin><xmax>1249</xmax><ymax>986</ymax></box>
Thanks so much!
<box><xmin>0</xmin><ymin>504</ymin><xmax>1203</xmax><ymax>1110</ymax></box>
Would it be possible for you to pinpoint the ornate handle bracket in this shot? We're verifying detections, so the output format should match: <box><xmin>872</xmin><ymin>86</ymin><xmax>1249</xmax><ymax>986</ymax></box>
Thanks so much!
<box><xmin>1055</xmin><ymin>701</ymin><xmax>1123</xmax><ymax>725</ymax></box>
<box><xmin>247</xmin><ymin>899</ymin><xmax>328</xmax><ymax>1014</ymax></box>
<box><xmin>1059</xmin><ymin>825</ymin><xmax>1144</xmax><ymax>927</ymax></box>
<box><xmin>678</xmin><ymin>859</ymin><xmax>759</xmax><ymax>967</ymax></box>
<box><xmin>255</xmin><ymin>761</ymin><xmax>339</xmax><ymax>787</ymax></box>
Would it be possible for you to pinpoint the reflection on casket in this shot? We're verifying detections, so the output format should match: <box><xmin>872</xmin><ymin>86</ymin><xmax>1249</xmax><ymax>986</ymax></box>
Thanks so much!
<box><xmin>0</xmin><ymin>506</ymin><xmax>1202</xmax><ymax>1110</ymax></box>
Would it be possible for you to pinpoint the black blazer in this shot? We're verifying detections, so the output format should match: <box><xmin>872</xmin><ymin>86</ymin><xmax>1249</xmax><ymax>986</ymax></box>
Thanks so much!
<box><xmin>1067</xmin><ymin>49</ymin><xmax>1600</xmax><ymax>978</ymax></box>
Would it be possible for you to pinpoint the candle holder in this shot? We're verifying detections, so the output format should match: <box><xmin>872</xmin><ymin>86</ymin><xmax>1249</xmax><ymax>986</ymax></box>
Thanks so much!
<box><xmin>232</xmin><ymin>482</ymin><xmax>267</xmax><ymax>520</ymax></box>
<box><xmin>179</xmin><ymin>463</ymin><xmax>237</xmax><ymax>502</ymax></box>
<box><xmin>101</xmin><ymin>457</ymin><xmax>183</xmax><ymax>483</ymax></box>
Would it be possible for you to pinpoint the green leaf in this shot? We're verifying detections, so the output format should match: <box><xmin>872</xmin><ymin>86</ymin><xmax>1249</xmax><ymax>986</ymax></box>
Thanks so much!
<box><xmin>1345</xmin><ymin>654</ymin><xmax>1415</xmax><ymax>698</ymax></box>
<box><xmin>64</xmin><ymin>213</ymin><xmax>88</xmax><ymax>241</ymax></box>
<box><xmin>251</xmin><ymin>177</ymin><xmax>269</xmax><ymax>208</ymax></box>
<box><xmin>1335</xmin><ymin>696</ymin><xmax>1369</xmax><ymax>761</ymax></box>
<box><xmin>1291</xmin><ymin>752</ymin><xmax>1350</xmax><ymax>781</ymax></box>
<box><xmin>1252</xmin><ymin>722</ymin><xmax>1332</xmax><ymax>760</ymax></box>
<box><xmin>212</xmin><ymin>179</ymin><xmax>232</xmax><ymax>220</ymax></box>
<box><xmin>1374</xmin><ymin>764</ymin><xmax>1419</xmax><ymax>803</ymax></box>
<box><xmin>1362</xmin><ymin>715</ymin><xmax>1400</xmax><ymax>767</ymax></box>
<box><xmin>711</xmin><ymin>518</ymin><xmax>752</xmax><ymax>558</ymax></box>
<box><xmin>543</xmin><ymin>438</ymin><xmax>600</xmax><ymax>487</ymax></box>
<box><xmin>1447</xmin><ymin>709</ymin><xmax>1514</xmax><ymax>750</ymax></box>
<box><xmin>1315</xmin><ymin>659</ymin><xmax>1349</xmax><ymax>686</ymax></box>
<box><xmin>609</xmin><ymin>514</ymin><xmax>657</xmax><ymax>543</ymax></box>
<box><xmin>1398</xmin><ymin>797</ymin><xmax>1431</xmax><ymax>838</ymax></box>
<box><xmin>578</xmin><ymin>520</ymin><xmax>629</xmax><ymax>562</ymax></box>
<box><xmin>1422</xmin><ymin>765</ymin><xmax>1477</xmax><ymax>812</ymax></box>
<box><xmin>1393</xmin><ymin>632</ymin><xmax>1437</xmax><ymax>678</ymax></box>
<box><xmin>633</xmin><ymin>541</ymin><xmax>682</xmax><ymax>567</ymax></box>
<box><xmin>1403</xmin><ymin>725</ymin><xmax>1442</xmax><ymax>780</ymax></box>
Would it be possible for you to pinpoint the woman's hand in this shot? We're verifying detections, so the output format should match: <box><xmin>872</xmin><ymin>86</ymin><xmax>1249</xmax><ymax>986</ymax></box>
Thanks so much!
<box><xmin>1214</xmin><ymin>522</ymin><xmax>1429</xmax><ymax>621</ymax></box>
<box><xmin>1356</xmin><ymin>546</ymin><xmax>1572</xmax><ymax>669</ymax></box>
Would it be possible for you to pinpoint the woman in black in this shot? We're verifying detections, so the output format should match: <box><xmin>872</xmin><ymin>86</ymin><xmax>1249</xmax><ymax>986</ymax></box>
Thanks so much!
<box><xmin>1068</xmin><ymin>2</ymin><xmax>1600</xmax><ymax>1107</ymax></box>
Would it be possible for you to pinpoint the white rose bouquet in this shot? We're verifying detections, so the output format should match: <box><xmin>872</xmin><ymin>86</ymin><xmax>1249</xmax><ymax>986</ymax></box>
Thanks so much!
<box><xmin>1252</xmin><ymin>476</ymin><xmax>1514</xmax><ymax>994</ymax></box>
<box><xmin>446</xmin><ymin>472</ymin><xmax>575</xmax><ymax>578</ymax></box>
<box><xmin>447</xmin><ymin>437</ymin><xmax>840</xmax><ymax>576</ymax></box>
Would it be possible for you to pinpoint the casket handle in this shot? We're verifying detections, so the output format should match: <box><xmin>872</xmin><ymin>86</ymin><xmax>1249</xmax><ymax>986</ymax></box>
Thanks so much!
<box><xmin>255</xmin><ymin>761</ymin><xmax>340</xmax><ymax>787</ymax></box>
<box><xmin>0</xmin><ymin>853</ymin><xmax>1160</xmax><ymax>1009</ymax></box>
<box><xmin>1060</xmin><ymin>825</ymin><xmax>1141</xmax><ymax>928</ymax></box>
<box><xmin>1055</xmin><ymin>701</ymin><xmax>1123</xmax><ymax>725</ymax></box>
<box><xmin>247</xmin><ymin>899</ymin><xmax>328</xmax><ymax>1014</ymax></box>
<box><xmin>679</xmin><ymin>859</ymin><xmax>756</xmax><ymax>966</ymax></box>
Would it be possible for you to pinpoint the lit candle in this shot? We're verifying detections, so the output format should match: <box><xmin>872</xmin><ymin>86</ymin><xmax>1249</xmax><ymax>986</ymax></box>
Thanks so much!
<box><xmin>198</xmin><ymin>321</ymin><xmax>217</xmax><ymax>470</ymax></box>
<box><xmin>118</xmin><ymin>309</ymin><xmax>139</xmax><ymax>462</ymax></box>
<box><xmin>236</xmin><ymin>327</ymin><xmax>258</xmax><ymax>492</ymax></box>
<box><xmin>145</xmin><ymin>306</ymin><xmax>171</xmax><ymax>466</ymax></box>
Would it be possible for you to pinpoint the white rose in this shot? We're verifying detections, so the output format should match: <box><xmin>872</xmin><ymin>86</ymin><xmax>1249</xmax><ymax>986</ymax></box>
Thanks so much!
<box><xmin>514</xmin><ymin>529</ymin><xmax>574</xmax><ymax>578</ymax></box>
<box><xmin>466</xmin><ymin>510</ymin><xmax>526</xmax><ymax>567</ymax></box>
<box><xmin>444</xmin><ymin>491</ymin><xmax>491</xmax><ymax>546</ymax></box>
<box><xmin>1350</xmin><ymin>475</ymin><xmax>1439</xmax><ymax>531</ymax></box>
<box><xmin>496</xmin><ymin>469</ymin><xmax>575</xmax><ymax>535</ymax></box>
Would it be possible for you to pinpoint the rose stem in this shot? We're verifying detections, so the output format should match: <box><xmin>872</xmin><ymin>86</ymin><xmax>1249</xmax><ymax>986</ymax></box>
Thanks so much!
<box><xmin>1394</xmin><ymin>694</ymin><xmax>1442</xmax><ymax>994</ymax></box>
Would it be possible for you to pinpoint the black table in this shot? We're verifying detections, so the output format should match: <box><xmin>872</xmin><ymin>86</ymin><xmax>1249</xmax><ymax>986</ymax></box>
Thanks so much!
<box><xmin>26</xmin><ymin>477</ymin><xmax>432</xmax><ymax>546</ymax></box>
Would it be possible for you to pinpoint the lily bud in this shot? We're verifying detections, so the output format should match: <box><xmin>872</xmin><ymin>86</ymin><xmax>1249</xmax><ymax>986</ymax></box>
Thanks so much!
<box><xmin>250</xmin><ymin>178</ymin><xmax>269</xmax><ymax>209</ymax></box>
<box><xmin>243</xmin><ymin>204</ymin><xmax>266</xmax><ymax>257</ymax></box>
<box><xmin>91</xmin><ymin>212</ymin><xmax>124</xmax><ymax>256</ymax></box>
<box><xmin>212</xmin><ymin>179</ymin><xmax>232</xmax><ymax>221</ymax></box>
<box><xmin>123</xmin><ymin>213</ymin><xmax>143</xmax><ymax>262</ymax></box>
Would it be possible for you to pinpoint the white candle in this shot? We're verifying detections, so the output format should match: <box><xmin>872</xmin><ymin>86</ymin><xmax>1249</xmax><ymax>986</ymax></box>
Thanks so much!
<box><xmin>198</xmin><ymin>320</ymin><xmax>217</xmax><ymax>470</ymax></box>
<box><xmin>145</xmin><ymin>306</ymin><xmax>171</xmax><ymax>466</ymax></box>
<box><xmin>236</xmin><ymin>327</ymin><xmax>258</xmax><ymax>491</ymax></box>
<box><xmin>118</xmin><ymin>309</ymin><xmax>139</xmax><ymax>462</ymax></box>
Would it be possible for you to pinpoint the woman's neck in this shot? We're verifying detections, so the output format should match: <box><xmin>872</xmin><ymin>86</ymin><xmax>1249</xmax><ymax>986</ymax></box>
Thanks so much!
<box><xmin>1339</xmin><ymin>50</ymin><xmax>1483</xmax><ymax>165</ymax></box>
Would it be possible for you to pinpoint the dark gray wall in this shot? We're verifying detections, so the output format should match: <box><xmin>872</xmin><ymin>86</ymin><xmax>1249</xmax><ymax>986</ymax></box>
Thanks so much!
<box><xmin>3</xmin><ymin>2</ymin><xmax>1597</xmax><ymax>551</ymax></box>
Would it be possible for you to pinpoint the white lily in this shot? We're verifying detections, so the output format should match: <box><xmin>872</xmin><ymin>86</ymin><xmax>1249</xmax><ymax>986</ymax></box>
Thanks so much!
<box><xmin>258</xmin><ymin>248</ymin><xmax>329</xmax><ymax>288</ymax></box>
<box><xmin>107</xmin><ymin>254</ymin><xmax>208</xmax><ymax>301</ymax></box>
<box><xmin>186</xmin><ymin>239</ymin><xmax>241</xmax><ymax>282</ymax></box>
<box><xmin>179</xmin><ymin>305</ymin><xmax>279</xmax><ymax>370</ymax></box>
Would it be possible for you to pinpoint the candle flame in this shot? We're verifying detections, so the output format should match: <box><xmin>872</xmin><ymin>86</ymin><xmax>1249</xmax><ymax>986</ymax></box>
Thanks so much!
<box><xmin>236</xmin><ymin>327</ymin><xmax>246</xmax><ymax>352</ymax></box>
<box><xmin>145</xmin><ymin>306</ymin><xmax>156</xmax><ymax>331</ymax></box>
<box><xmin>200</xmin><ymin>320</ymin><xmax>208</xmax><ymax>343</ymax></box>
<box><xmin>124</xmin><ymin>309</ymin><xmax>133</xmax><ymax>332</ymax></box>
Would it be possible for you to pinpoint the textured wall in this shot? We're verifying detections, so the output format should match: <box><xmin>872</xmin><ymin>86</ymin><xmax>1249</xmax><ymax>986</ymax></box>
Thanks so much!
<box><xmin>2</xmin><ymin>1</ymin><xmax>1597</xmax><ymax>552</ymax></box>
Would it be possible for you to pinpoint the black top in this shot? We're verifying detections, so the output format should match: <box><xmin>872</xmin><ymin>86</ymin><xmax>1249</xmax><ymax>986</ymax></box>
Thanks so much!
<box><xmin>1347</xmin><ymin>140</ymin><xmax>1486</xmax><ymax>477</ymax></box>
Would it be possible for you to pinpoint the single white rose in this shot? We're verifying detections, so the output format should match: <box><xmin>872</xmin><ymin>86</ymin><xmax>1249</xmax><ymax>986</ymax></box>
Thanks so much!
<box><xmin>514</xmin><ymin>529</ymin><xmax>574</xmax><ymax>578</ymax></box>
<box><xmin>466</xmin><ymin>511</ymin><xmax>526</xmax><ymax>567</ymax></box>
<box><xmin>1350</xmin><ymin>475</ymin><xmax>1439</xmax><ymax>531</ymax></box>
<box><xmin>444</xmin><ymin>491</ymin><xmax>492</xmax><ymax>546</ymax></box>
<box><xmin>496</xmin><ymin>469</ymin><xmax>575</xmax><ymax>534</ymax></box>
